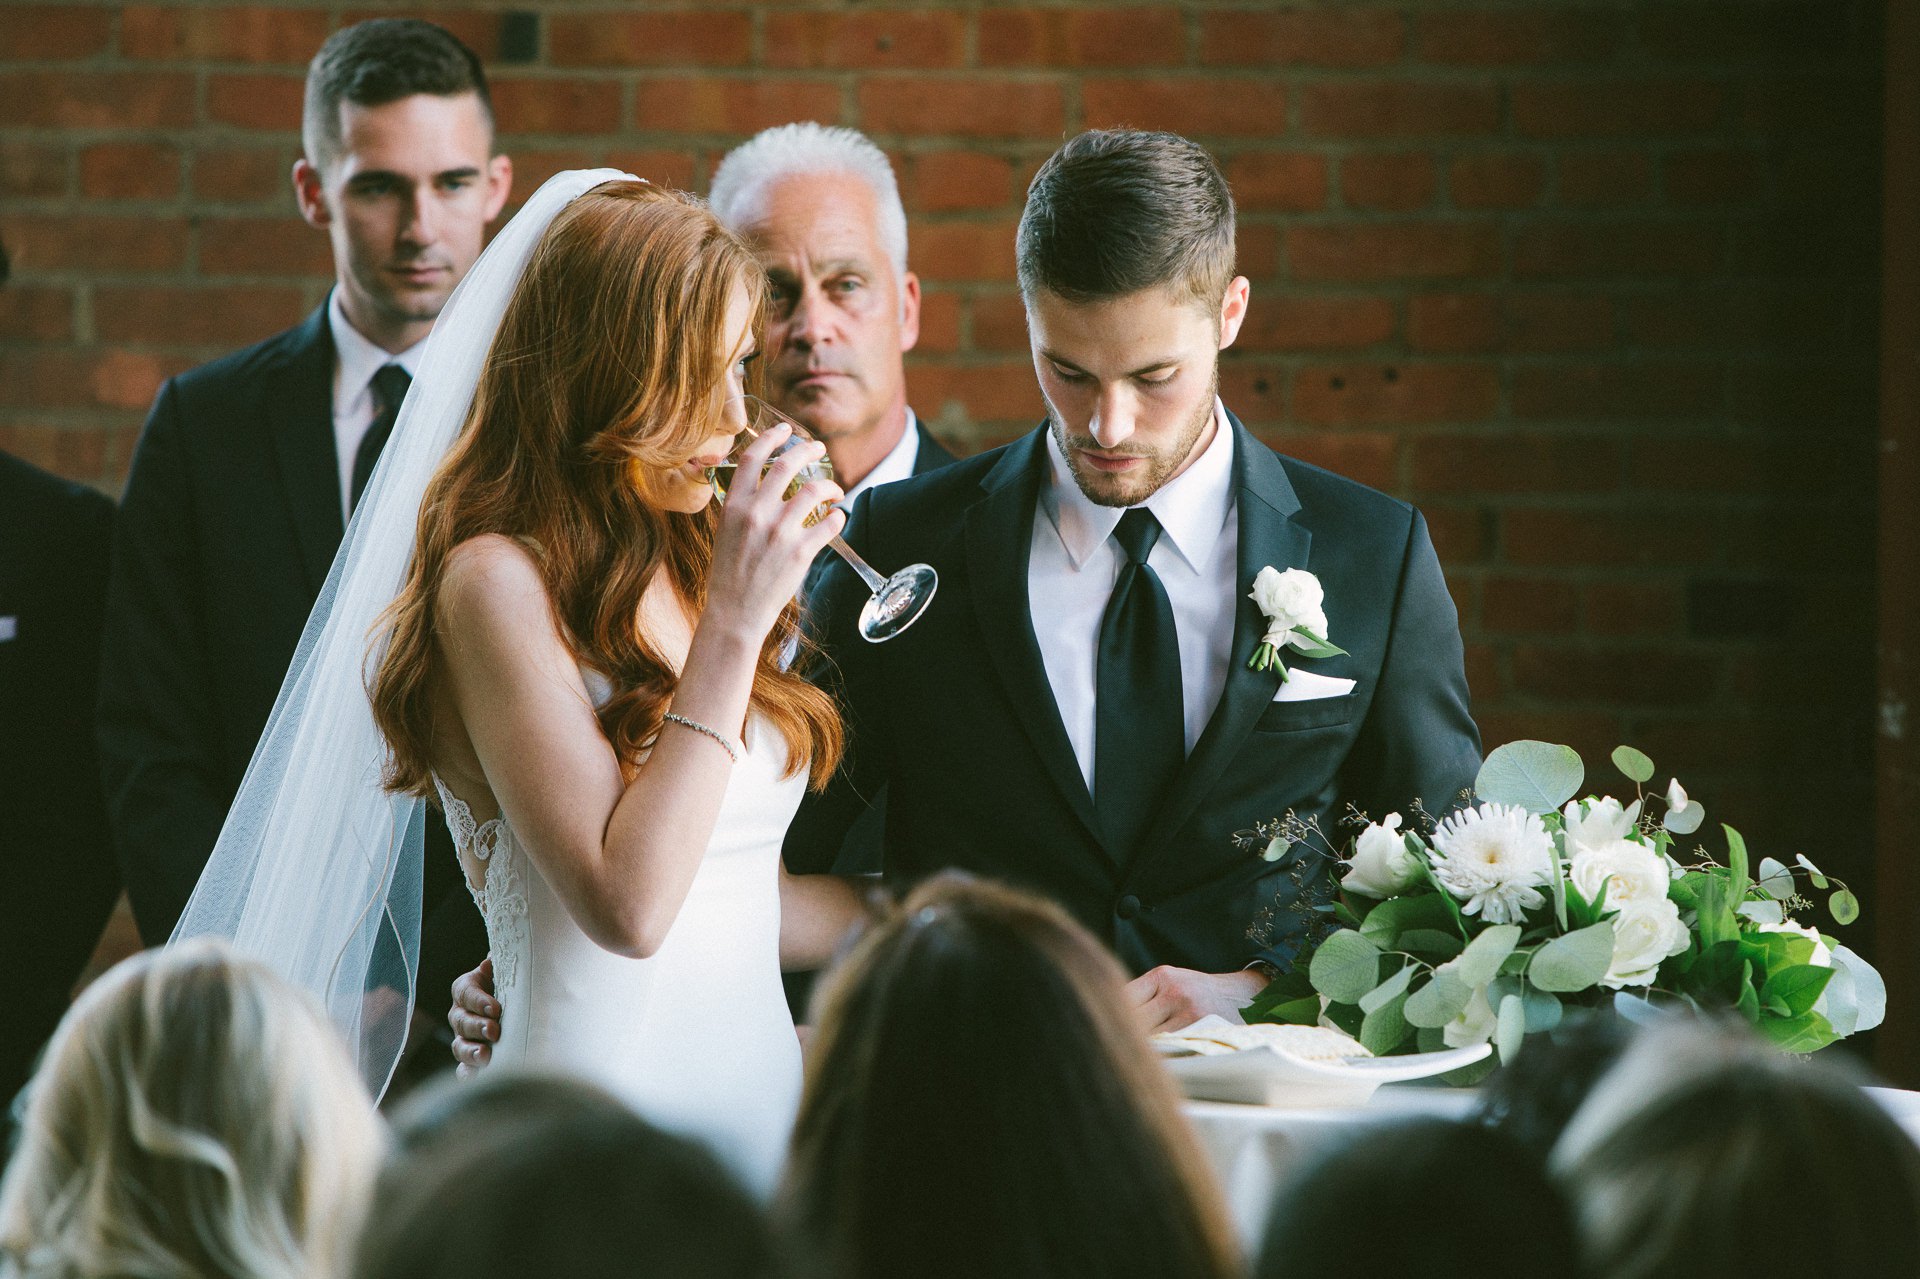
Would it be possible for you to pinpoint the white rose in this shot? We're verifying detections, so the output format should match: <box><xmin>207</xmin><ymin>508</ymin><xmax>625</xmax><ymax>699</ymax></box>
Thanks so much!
<box><xmin>1250</xmin><ymin>566</ymin><xmax>1328</xmax><ymax>642</ymax></box>
<box><xmin>1341</xmin><ymin>813</ymin><xmax>1422</xmax><ymax>899</ymax></box>
<box><xmin>1568</xmin><ymin>838</ymin><xmax>1670</xmax><ymax>910</ymax></box>
<box><xmin>1561</xmin><ymin>796</ymin><xmax>1641</xmax><ymax>855</ymax></box>
<box><xmin>1753</xmin><ymin>919</ymin><xmax>1833</xmax><ymax>969</ymax></box>
<box><xmin>1601</xmin><ymin>898</ymin><xmax>1691</xmax><ymax>989</ymax></box>
<box><xmin>1443</xmin><ymin>985</ymin><xmax>1497</xmax><ymax>1048</ymax></box>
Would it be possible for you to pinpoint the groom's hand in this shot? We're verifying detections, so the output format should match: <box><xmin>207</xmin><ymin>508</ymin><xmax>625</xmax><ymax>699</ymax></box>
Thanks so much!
<box><xmin>448</xmin><ymin>957</ymin><xmax>501</xmax><ymax>1076</ymax></box>
<box><xmin>1127</xmin><ymin>965</ymin><xmax>1267</xmax><ymax>1035</ymax></box>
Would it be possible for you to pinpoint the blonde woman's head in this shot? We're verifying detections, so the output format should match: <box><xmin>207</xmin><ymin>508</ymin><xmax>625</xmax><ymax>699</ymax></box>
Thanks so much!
<box><xmin>0</xmin><ymin>938</ymin><xmax>384</xmax><ymax>1279</ymax></box>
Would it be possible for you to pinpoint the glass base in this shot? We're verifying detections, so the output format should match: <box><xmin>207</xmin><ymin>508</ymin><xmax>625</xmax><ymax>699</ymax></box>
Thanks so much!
<box><xmin>858</xmin><ymin>564</ymin><xmax>938</xmax><ymax>642</ymax></box>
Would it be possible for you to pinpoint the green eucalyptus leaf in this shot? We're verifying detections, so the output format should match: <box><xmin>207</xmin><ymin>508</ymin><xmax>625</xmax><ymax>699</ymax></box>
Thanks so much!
<box><xmin>1527</xmin><ymin>920</ymin><xmax>1618</xmax><ymax>992</ymax></box>
<box><xmin>1495</xmin><ymin>993</ymin><xmax>1527</xmax><ymax>1063</ymax></box>
<box><xmin>1756</xmin><ymin>857</ymin><xmax>1795</xmax><ymax>901</ymax></box>
<box><xmin>1612</xmin><ymin>990</ymin><xmax>1665</xmax><ymax>1028</ymax></box>
<box><xmin>1475</xmin><ymin>741</ymin><xmax>1585</xmax><ymax>815</ymax></box>
<box><xmin>1797</xmin><ymin>854</ymin><xmax>1830</xmax><ymax>889</ymax></box>
<box><xmin>1360</xmin><ymin>992</ymin><xmax>1413</xmax><ymax>1055</ymax></box>
<box><xmin>1830</xmin><ymin>888</ymin><xmax>1861</xmax><ymax>926</ymax></box>
<box><xmin>1309</xmin><ymin>930</ymin><xmax>1383</xmax><ymax>1004</ymax></box>
<box><xmin>1404</xmin><ymin>968</ymin><xmax>1475</xmax><ymax>1029</ymax></box>
<box><xmin>1612</xmin><ymin>745</ymin><xmax>1655</xmax><ymax>783</ymax></box>
<box><xmin>1664</xmin><ymin>799</ymin><xmax>1705</xmax><ymax>836</ymax></box>
<box><xmin>1825</xmin><ymin>944</ymin><xmax>1886</xmax><ymax>1036</ymax></box>
<box><xmin>1760</xmin><ymin>964</ymin><xmax>1834</xmax><ymax>1019</ymax></box>
<box><xmin>1454</xmin><ymin>924</ymin><xmax>1523</xmax><ymax>989</ymax></box>
<box><xmin>1486</xmin><ymin>974</ymin><xmax>1563</xmax><ymax>1035</ymax></box>
<box><xmin>1360</xmin><ymin>962</ymin><xmax>1416</xmax><ymax>1014</ymax></box>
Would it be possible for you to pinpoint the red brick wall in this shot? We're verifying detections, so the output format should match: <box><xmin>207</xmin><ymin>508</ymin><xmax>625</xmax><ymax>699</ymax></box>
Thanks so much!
<box><xmin>0</xmin><ymin>4</ymin><xmax>1885</xmax><ymax>908</ymax></box>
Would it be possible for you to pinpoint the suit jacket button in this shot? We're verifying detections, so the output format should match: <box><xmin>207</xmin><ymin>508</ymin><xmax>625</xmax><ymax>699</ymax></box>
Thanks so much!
<box><xmin>1116</xmin><ymin>894</ymin><xmax>1141</xmax><ymax>920</ymax></box>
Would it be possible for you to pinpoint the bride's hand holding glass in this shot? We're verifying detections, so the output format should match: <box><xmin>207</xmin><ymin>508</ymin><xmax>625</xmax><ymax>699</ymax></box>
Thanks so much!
<box><xmin>700</xmin><ymin>415</ymin><xmax>846</xmax><ymax>641</ymax></box>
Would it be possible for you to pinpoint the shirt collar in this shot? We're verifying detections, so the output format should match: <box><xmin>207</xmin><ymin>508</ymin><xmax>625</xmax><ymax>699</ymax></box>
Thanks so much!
<box><xmin>328</xmin><ymin>289</ymin><xmax>427</xmax><ymax>397</ymax></box>
<box><xmin>844</xmin><ymin>408</ymin><xmax>921</xmax><ymax>502</ymax></box>
<box><xmin>1042</xmin><ymin>398</ymin><xmax>1236</xmax><ymax>573</ymax></box>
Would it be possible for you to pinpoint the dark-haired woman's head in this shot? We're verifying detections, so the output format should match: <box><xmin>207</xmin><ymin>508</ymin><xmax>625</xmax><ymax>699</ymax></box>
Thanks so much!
<box><xmin>358</xmin><ymin>1071</ymin><xmax>780</xmax><ymax>1279</ymax></box>
<box><xmin>1551</xmin><ymin>1021</ymin><xmax>1920</xmax><ymax>1279</ymax></box>
<box><xmin>1258</xmin><ymin>1117</ymin><xmax>1584</xmax><ymax>1279</ymax></box>
<box><xmin>783</xmin><ymin>873</ymin><xmax>1240</xmax><ymax>1279</ymax></box>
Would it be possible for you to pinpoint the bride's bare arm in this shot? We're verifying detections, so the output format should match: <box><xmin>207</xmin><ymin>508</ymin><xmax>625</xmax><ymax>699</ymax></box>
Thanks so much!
<box><xmin>437</xmin><ymin>424</ymin><xmax>843</xmax><ymax>959</ymax></box>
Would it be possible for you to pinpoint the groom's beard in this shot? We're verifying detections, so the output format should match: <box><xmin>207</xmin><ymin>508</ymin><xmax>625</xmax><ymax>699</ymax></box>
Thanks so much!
<box><xmin>1050</xmin><ymin>371</ymin><xmax>1219</xmax><ymax>509</ymax></box>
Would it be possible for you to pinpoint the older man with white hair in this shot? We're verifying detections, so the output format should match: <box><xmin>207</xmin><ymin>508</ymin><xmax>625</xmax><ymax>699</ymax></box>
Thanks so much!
<box><xmin>707</xmin><ymin>123</ymin><xmax>955</xmax><ymax>500</ymax></box>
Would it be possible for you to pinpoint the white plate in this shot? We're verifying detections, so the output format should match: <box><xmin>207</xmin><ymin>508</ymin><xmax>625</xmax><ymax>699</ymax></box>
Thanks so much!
<box><xmin>1159</xmin><ymin>1039</ymin><xmax>1492</xmax><ymax>1107</ymax></box>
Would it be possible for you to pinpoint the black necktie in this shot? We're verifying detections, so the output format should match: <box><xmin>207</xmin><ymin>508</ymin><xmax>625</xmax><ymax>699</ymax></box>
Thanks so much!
<box><xmin>1094</xmin><ymin>508</ymin><xmax>1185</xmax><ymax>857</ymax></box>
<box><xmin>350</xmin><ymin>363</ymin><xmax>411</xmax><ymax>513</ymax></box>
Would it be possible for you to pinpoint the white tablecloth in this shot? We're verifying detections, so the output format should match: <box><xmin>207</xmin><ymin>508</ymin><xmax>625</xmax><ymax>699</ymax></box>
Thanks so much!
<box><xmin>1183</xmin><ymin>1084</ymin><xmax>1920</xmax><ymax>1250</ymax></box>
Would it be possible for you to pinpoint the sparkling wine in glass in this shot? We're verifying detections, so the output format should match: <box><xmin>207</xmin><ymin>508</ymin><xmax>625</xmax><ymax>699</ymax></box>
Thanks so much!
<box><xmin>710</xmin><ymin>395</ymin><xmax>937</xmax><ymax>642</ymax></box>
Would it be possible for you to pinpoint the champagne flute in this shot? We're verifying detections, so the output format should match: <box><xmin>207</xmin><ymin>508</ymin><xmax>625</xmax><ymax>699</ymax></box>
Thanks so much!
<box><xmin>710</xmin><ymin>395</ymin><xmax>938</xmax><ymax>642</ymax></box>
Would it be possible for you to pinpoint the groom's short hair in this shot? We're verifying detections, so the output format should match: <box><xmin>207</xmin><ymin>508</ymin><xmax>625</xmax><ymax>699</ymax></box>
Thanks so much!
<box><xmin>1017</xmin><ymin>130</ymin><xmax>1236</xmax><ymax>310</ymax></box>
<box><xmin>302</xmin><ymin>19</ymin><xmax>493</xmax><ymax>173</ymax></box>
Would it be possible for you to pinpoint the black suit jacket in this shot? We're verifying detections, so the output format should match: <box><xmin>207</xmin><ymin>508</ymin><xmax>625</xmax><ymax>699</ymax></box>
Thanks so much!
<box><xmin>786</xmin><ymin>413</ymin><xmax>1481</xmax><ymax>976</ymax></box>
<box><xmin>96</xmin><ymin>305</ymin><xmax>482</xmax><ymax>1015</ymax></box>
<box><xmin>0</xmin><ymin>453</ymin><xmax>120</xmax><ymax>1100</ymax></box>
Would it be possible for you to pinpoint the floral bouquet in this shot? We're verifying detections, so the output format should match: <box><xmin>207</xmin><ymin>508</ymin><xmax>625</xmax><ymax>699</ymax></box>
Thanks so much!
<box><xmin>1244</xmin><ymin>740</ymin><xmax>1885</xmax><ymax>1070</ymax></box>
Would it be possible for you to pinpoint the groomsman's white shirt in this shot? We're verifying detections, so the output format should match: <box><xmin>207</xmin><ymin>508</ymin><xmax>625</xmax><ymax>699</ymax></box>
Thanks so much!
<box><xmin>329</xmin><ymin>291</ymin><xmax>427</xmax><ymax>521</ymax></box>
<box><xmin>1031</xmin><ymin>399</ymin><xmax>1239</xmax><ymax>794</ymax></box>
<box><xmin>841</xmin><ymin>408</ymin><xmax>923</xmax><ymax>503</ymax></box>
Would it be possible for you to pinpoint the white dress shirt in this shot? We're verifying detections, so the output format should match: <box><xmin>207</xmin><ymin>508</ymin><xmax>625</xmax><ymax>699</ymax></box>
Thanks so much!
<box><xmin>841</xmin><ymin>408</ymin><xmax>922</xmax><ymax>503</ymax></box>
<box><xmin>328</xmin><ymin>291</ymin><xmax>427</xmax><ymax>521</ymax></box>
<box><xmin>1029</xmin><ymin>399</ymin><xmax>1240</xmax><ymax>795</ymax></box>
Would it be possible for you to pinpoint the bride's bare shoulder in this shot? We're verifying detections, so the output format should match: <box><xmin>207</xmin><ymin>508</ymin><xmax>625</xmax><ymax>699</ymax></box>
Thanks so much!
<box><xmin>437</xmin><ymin>534</ymin><xmax>552</xmax><ymax>630</ymax></box>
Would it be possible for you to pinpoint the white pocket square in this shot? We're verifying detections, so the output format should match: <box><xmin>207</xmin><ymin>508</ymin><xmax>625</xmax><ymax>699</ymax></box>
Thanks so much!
<box><xmin>1271</xmin><ymin>669</ymin><xmax>1355</xmax><ymax>702</ymax></box>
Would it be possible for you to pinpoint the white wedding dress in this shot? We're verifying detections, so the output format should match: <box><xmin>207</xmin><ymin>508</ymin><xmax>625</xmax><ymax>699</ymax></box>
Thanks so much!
<box><xmin>431</xmin><ymin>672</ymin><xmax>804</xmax><ymax>1199</ymax></box>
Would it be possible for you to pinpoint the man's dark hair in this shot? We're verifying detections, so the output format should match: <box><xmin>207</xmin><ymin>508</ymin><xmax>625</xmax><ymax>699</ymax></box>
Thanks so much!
<box><xmin>302</xmin><ymin>19</ymin><xmax>492</xmax><ymax>171</ymax></box>
<box><xmin>1016</xmin><ymin>129</ymin><xmax>1236</xmax><ymax>309</ymax></box>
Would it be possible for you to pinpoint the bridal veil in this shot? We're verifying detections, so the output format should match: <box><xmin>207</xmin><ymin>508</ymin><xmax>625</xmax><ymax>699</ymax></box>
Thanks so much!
<box><xmin>172</xmin><ymin>169</ymin><xmax>635</xmax><ymax>1097</ymax></box>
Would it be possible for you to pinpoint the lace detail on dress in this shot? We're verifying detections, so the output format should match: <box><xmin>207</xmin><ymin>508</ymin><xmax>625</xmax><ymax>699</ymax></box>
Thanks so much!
<box><xmin>432</xmin><ymin>776</ymin><xmax>530</xmax><ymax>993</ymax></box>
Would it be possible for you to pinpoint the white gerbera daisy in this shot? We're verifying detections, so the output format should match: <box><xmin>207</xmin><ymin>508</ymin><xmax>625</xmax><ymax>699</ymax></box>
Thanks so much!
<box><xmin>1429</xmin><ymin>802</ymin><xmax>1553</xmax><ymax>924</ymax></box>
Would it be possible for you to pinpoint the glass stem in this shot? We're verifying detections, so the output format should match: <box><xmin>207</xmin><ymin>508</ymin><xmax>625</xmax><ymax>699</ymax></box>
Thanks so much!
<box><xmin>828</xmin><ymin>536</ymin><xmax>890</xmax><ymax>594</ymax></box>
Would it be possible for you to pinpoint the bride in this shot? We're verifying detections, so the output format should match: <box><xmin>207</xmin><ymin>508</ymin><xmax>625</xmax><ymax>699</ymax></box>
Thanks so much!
<box><xmin>173</xmin><ymin>172</ymin><xmax>868</xmax><ymax>1197</ymax></box>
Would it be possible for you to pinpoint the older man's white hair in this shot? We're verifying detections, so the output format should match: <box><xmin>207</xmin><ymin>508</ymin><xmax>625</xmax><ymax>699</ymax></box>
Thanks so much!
<box><xmin>709</xmin><ymin>122</ymin><xmax>910</xmax><ymax>287</ymax></box>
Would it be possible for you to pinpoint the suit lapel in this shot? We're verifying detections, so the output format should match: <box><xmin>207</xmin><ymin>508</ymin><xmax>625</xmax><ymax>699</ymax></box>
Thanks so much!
<box><xmin>912</xmin><ymin>419</ymin><xmax>957</xmax><ymax>473</ymax></box>
<box><xmin>265</xmin><ymin>307</ymin><xmax>343</xmax><ymax>595</ymax></box>
<box><xmin>965</xmin><ymin>429</ymin><xmax>1107</xmax><ymax>849</ymax></box>
<box><xmin>1128</xmin><ymin>414</ymin><xmax>1310</xmax><ymax>875</ymax></box>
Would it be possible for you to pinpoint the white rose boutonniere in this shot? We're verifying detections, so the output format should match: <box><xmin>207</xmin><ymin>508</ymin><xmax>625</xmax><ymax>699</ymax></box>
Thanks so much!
<box><xmin>1247</xmin><ymin>566</ymin><xmax>1347</xmax><ymax>678</ymax></box>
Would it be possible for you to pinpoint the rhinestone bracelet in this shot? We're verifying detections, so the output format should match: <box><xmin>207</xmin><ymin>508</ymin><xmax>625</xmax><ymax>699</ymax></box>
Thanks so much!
<box><xmin>661</xmin><ymin>712</ymin><xmax>741</xmax><ymax>765</ymax></box>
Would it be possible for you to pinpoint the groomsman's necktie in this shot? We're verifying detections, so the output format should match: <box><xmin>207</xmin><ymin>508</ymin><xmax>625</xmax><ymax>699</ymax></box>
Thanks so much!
<box><xmin>1094</xmin><ymin>508</ymin><xmax>1185</xmax><ymax>857</ymax></box>
<box><xmin>350</xmin><ymin>363</ymin><xmax>412</xmax><ymax>513</ymax></box>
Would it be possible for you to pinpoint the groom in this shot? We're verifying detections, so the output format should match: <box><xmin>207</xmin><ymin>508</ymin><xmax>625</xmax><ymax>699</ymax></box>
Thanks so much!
<box><xmin>781</xmin><ymin>130</ymin><xmax>1482</xmax><ymax>1030</ymax></box>
<box><xmin>451</xmin><ymin>130</ymin><xmax>1479</xmax><ymax>1053</ymax></box>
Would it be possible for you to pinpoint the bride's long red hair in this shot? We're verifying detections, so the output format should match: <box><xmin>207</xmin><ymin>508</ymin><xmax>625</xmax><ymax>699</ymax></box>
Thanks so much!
<box><xmin>370</xmin><ymin>181</ymin><xmax>843</xmax><ymax>794</ymax></box>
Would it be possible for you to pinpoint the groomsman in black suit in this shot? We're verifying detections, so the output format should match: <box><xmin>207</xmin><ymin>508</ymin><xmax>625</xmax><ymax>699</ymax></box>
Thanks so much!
<box><xmin>1</xmin><ymin>439</ymin><xmax>119</xmax><ymax>1106</ymax></box>
<box><xmin>96</xmin><ymin>20</ymin><xmax>510</xmax><ymax>1028</ymax></box>
<box><xmin>785</xmin><ymin>130</ymin><xmax>1482</xmax><ymax>1030</ymax></box>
